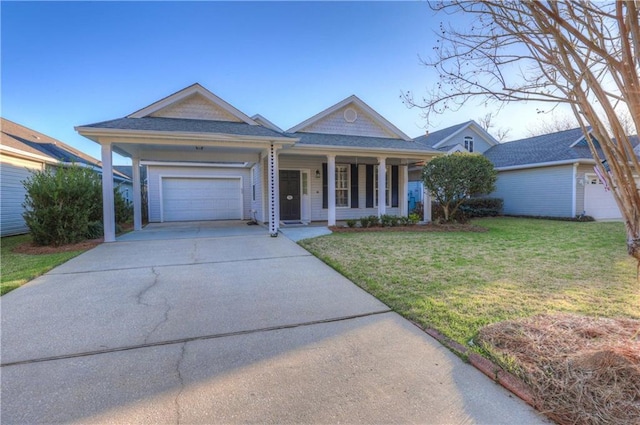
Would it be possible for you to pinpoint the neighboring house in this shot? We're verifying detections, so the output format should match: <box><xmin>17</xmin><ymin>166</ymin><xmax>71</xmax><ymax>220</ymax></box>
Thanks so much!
<box><xmin>0</xmin><ymin>118</ymin><xmax>132</xmax><ymax>237</ymax></box>
<box><xmin>407</xmin><ymin>120</ymin><xmax>501</xmax><ymax>207</ymax></box>
<box><xmin>483</xmin><ymin>128</ymin><xmax>639</xmax><ymax>220</ymax></box>
<box><xmin>76</xmin><ymin>83</ymin><xmax>441</xmax><ymax>241</ymax></box>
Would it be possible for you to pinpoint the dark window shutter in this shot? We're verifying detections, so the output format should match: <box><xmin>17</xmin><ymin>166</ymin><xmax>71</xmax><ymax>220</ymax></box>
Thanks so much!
<box><xmin>322</xmin><ymin>163</ymin><xmax>328</xmax><ymax>209</ymax></box>
<box><xmin>391</xmin><ymin>165</ymin><xmax>399</xmax><ymax>207</ymax></box>
<box><xmin>366</xmin><ymin>164</ymin><xmax>374</xmax><ymax>208</ymax></box>
<box><xmin>350</xmin><ymin>164</ymin><xmax>359</xmax><ymax>208</ymax></box>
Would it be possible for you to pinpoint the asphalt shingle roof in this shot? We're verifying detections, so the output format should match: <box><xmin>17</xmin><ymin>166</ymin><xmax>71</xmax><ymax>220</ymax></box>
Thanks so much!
<box><xmin>483</xmin><ymin>127</ymin><xmax>640</xmax><ymax>167</ymax></box>
<box><xmin>292</xmin><ymin>132</ymin><xmax>440</xmax><ymax>153</ymax></box>
<box><xmin>1</xmin><ymin>118</ymin><xmax>130</xmax><ymax>181</ymax></box>
<box><xmin>80</xmin><ymin>117</ymin><xmax>291</xmax><ymax>139</ymax></box>
<box><xmin>413</xmin><ymin>121</ymin><xmax>471</xmax><ymax>148</ymax></box>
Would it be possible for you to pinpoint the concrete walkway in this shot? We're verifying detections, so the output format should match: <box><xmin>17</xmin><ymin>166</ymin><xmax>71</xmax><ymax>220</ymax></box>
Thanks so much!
<box><xmin>1</xmin><ymin>223</ymin><xmax>548</xmax><ymax>424</ymax></box>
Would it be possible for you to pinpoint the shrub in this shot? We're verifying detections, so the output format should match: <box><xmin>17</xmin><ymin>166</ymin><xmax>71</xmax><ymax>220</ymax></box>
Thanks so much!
<box><xmin>23</xmin><ymin>165</ymin><xmax>102</xmax><ymax>246</ymax></box>
<box><xmin>459</xmin><ymin>197</ymin><xmax>503</xmax><ymax>217</ymax></box>
<box><xmin>345</xmin><ymin>219</ymin><xmax>357</xmax><ymax>228</ymax></box>
<box><xmin>114</xmin><ymin>186</ymin><xmax>133</xmax><ymax>224</ymax></box>
<box><xmin>432</xmin><ymin>202</ymin><xmax>471</xmax><ymax>223</ymax></box>
<box><xmin>380</xmin><ymin>214</ymin><xmax>400</xmax><ymax>227</ymax></box>
<box><xmin>360</xmin><ymin>215</ymin><xmax>380</xmax><ymax>228</ymax></box>
<box><xmin>408</xmin><ymin>213</ymin><xmax>421</xmax><ymax>224</ymax></box>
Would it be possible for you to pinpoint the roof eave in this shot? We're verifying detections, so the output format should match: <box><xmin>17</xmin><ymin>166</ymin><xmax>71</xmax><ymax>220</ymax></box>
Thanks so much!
<box><xmin>495</xmin><ymin>158</ymin><xmax>595</xmax><ymax>171</ymax></box>
<box><xmin>75</xmin><ymin>126</ymin><xmax>298</xmax><ymax>144</ymax></box>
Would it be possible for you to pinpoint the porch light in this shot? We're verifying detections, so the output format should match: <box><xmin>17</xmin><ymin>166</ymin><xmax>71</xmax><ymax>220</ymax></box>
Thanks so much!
<box><xmin>315</xmin><ymin>169</ymin><xmax>321</xmax><ymax>178</ymax></box>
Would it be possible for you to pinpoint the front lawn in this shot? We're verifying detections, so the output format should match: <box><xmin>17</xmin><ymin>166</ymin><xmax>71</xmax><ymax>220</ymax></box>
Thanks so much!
<box><xmin>300</xmin><ymin>217</ymin><xmax>639</xmax><ymax>346</ymax></box>
<box><xmin>1</xmin><ymin>234</ymin><xmax>91</xmax><ymax>295</ymax></box>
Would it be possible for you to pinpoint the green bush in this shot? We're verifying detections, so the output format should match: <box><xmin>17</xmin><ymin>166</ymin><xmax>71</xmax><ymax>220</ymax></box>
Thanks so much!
<box><xmin>360</xmin><ymin>215</ymin><xmax>380</xmax><ymax>228</ymax></box>
<box><xmin>380</xmin><ymin>214</ymin><xmax>400</xmax><ymax>227</ymax></box>
<box><xmin>408</xmin><ymin>213</ymin><xmax>421</xmax><ymax>224</ymax></box>
<box><xmin>346</xmin><ymin>219</ymin><xmax>357</xmax><ymax>228</ymax></box>
<box><xmin>23</xmin><ymin>165</ymin><xmax>133</xmax><ymax>246</ymax></box>
<box><xmin>459</xmin><ymin>197</ymin><xmax>503</xmax><ymax>217</ymax></box>
<box><xmin>114</xmin><ymin>186</ymin><xmax>133</xmax><ymax>224</ymax></box>
<box><xmin>23</xmin><ymin>165</ymin><xmax>102</xmax><ymax>246</ymax></box>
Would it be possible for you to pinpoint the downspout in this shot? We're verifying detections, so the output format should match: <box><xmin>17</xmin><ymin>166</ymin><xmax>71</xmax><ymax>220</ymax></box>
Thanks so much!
<box><xmin>572</xmin><ymin>163</ymin><xmax>578</xmax><ymax>217</ymax></box>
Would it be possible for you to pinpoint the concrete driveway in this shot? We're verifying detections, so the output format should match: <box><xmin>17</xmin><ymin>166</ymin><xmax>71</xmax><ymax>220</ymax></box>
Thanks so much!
<box><xmin>1</xmin><ymin>222</ymin><xmax>547</xmax><ymax>424</ymax></box>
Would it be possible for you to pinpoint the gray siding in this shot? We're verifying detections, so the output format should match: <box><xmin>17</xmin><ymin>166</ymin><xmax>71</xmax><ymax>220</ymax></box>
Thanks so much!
<box><xmin>1</xmin><ymin>157</ymin><xmax>43</xmax><ymax>236</ymax></box>
<box><xmin>147</xmin><ymin>165</ymin><xmax>252</xmax><ymax>222</ymax></box>
<box><xmin>492</xmin><ymin>165</ymin><xmax>575</xmax><ymax>217</ymax></box>
<box><xmin>277</xmin><ymin>155</ymin><xmax>401</xmax><ymax>221</ymax></box>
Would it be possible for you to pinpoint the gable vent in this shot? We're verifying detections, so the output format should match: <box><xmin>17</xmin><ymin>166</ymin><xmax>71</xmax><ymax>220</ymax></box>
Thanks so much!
<box><xmin>344</xmin><ymin>108</ymin><xmax>358</xmax><ymax>123</ymax></box>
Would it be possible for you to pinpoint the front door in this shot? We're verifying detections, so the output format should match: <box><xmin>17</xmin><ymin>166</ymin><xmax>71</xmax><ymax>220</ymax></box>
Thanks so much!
<box><xmin>279</xmin><ymin>170</ymin><xmax>301</xmax><ymax>221</ymax></box>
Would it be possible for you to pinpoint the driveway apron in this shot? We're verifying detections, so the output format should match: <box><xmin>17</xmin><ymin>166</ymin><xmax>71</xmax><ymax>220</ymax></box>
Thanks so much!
<box><xmin>1</xmin><ymin>223</ymin><xmax>547</xmax><ymax>424</ymax></box>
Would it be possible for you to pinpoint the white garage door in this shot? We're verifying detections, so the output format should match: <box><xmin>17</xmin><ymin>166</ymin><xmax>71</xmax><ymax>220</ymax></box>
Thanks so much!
<box><xmin>584</xmin><ymin>176</ymin><xmax>621</xmax><ymax>220</ymax></box>
<box><xmin>162</xmin><ymin>177</ymin><xmax>241</xmax><ymax>222</ymax></box>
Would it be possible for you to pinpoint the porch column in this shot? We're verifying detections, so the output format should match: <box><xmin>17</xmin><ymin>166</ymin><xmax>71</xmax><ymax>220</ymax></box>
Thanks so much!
<box><xmin>267</xmin><ymin>144</ymin><xmax>280</xmax><ymax>236</ymax></box>
<box><xmin>400</xmin><ymin>164</ymin><xmax>409</xmax><ymax>217</ymax></box>
<box><xmin>377</xmin><ymin>157</ymin><xmax>386</xmax><ymax>217</ymax></box>
<box><xmin>423</xmin><ymin>186</ymin><xmax>432</xmax><ymax>223</ymax></box>
<box><xmin>101</xmin><ymin>142</ymin><xmax>116</xmax><ymax>242</ymax></box>
<box><xmin>132</xmin><ymin>156</ymin><xmax>142</xmax><ymax>231</ymax></box>
<box><xmin>327</xmin><ymin>154</ymin><xmax>336</xmax><ymax>226</ymax></box>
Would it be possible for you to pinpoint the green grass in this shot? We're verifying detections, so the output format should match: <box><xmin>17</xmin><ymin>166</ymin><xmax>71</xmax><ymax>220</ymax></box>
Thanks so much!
<box><xmin>1</xmin><ymin>234</ymin><xmax>88</xmax><ymax>296</ymax></box>
<box><xmin>300</xmin><ymin>218</ymin><xmax>639</xmax><ymax>347</ymax></box>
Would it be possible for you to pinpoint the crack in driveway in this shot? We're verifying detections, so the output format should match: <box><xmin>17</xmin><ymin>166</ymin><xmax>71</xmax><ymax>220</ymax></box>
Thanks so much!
<box><xmin>174</xmin><ymin>342</ymin><xmax>187</xmax><ymax>425</ymax></box>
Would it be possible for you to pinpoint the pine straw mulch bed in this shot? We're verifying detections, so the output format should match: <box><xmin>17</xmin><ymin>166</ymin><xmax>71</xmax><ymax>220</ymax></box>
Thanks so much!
<box><xmin>477</xmin><ymin>313</ymin><xmax>640</xmax><ymax>425</ymax></box>
<box><xmin>13</xmin><ymin>238</ymin><xmax>103</xmax><ymax>255</ymax></box>
<box><xmin>329</xmin><ymin>223</ymin><xmax>488</xmax><ymax>233</ymax></box>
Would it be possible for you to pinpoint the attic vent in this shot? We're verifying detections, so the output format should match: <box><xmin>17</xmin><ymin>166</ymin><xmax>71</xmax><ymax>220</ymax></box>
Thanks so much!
<box><xmin>344</xmin><ymin>108</ymin><xmax>358</xmax><ymax>123</ymax></box>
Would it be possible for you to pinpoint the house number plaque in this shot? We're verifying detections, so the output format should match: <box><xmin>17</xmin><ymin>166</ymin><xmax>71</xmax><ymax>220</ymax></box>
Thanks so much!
<box><xmin>286</xmin><ymin>195</ymin><xmax>293</xmax><ymax>200</ymax></box>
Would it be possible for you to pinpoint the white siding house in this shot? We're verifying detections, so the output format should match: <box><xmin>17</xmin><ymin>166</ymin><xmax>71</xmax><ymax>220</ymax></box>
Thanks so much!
<box><xmin>76</xmin><ymin>83</ymin><xmax>441</xmax><ymax>241</ymax></box>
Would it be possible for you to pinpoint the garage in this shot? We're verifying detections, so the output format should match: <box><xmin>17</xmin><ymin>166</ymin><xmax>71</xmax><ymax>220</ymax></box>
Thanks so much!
<box><xmin>584</xmin><ymin>175</ymin><xmax>622</xmax><ymax>220</ymax></box>
<box><xmin>161</xmin><ymin>177</ymin><xmax>242</xmax><ymax>222</ymax></box>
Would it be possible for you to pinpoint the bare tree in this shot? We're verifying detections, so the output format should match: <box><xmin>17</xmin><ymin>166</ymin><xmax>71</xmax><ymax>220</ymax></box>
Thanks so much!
<box><xmin>404</xmin><ymin>1</ymin><xmax>640</xmax><ymax>263</ymax></box>
<box><xmin>477</xmin><ymin>112</ymin><xmax>511</xmax><ymax>141</ymax></box>
<box><xmin>525</xmin><ymin>113</ymin><xmax>577</xmax><ymax>137</ymax></box>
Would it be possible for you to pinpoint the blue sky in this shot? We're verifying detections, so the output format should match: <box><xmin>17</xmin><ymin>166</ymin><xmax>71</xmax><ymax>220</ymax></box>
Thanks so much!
<box><xmin>2</xmin><ymin>1</ymin><xmax>541</xmax><ymax>164</ymax></box>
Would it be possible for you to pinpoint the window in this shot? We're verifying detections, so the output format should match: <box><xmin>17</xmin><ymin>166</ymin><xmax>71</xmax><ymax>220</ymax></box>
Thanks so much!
<box><xmin>464</xmin><ymin>136</ymin><xmax>474</xmax><ymax>152</ymax></box>
<box><xmin>302</xmin><ymin>172</ymin><xmax>308</xmax><ymax>195</ymax></box>
<box><xmin>335</xmin><ymin>165</ymin><xmax>349</xmax><ymax>207</ymax></box>
<box><xmin>373</xmin><ymin>165</ymin><xmax>391</xmax><ymax>207</ymax></box>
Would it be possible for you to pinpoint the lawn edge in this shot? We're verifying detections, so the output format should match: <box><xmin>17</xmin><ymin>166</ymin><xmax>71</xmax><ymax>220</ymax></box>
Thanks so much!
<box><xmin>408</xmin><ymin>320</ymin><xmax>537</xmax><ymax>409</ymax></box>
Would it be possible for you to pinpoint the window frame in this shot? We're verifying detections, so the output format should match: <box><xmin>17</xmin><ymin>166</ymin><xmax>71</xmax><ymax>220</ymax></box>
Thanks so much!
<box><xmin>335</xmin><ymin>164</ymin><xmax>350</xmax><ymax>208</ymax></box>
<box><xmin>464</xmin><ymin>136</ymin><xmax>474</xmax><ymax>152</ymax></box>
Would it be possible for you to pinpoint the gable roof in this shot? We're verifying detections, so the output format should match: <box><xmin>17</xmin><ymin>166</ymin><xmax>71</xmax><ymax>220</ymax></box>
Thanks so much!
<box><xmin>127</xmin><ymin>83</ymin><xmax>258</xmax><ymax>125</ymax></box>
<box><xmin>414</xmin><ymin>120</ymin><xmax>499</xmax><ymax>149</ymax></box>
<box><xmin>1</xmin><ymin>117</ymin><xmax>130</xmax><ymax>181</ymax></box>
<box><xmin>287</xmin><ymin>95</ymin><xmax>412</xmax><ymax>141</ymax></box>
<box><xmin>483</xmin><ymin>127</ymin><xmax>640</xmax><ymax>168</ymax></box>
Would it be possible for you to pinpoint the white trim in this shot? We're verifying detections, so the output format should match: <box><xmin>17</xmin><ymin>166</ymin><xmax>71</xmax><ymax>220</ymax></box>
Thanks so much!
<box><xmin>335</xmin><ymin>163</ymin><xmax>351</xmax><ymax>208</ymax></box>
<box><xmin>0</xmin><ymin>145</ymin><xmax>58</xmax><ymax>164</ymax></box>
<box><xmin>285</xmin><ymin>143</ymin><xmax>440</xmax><ymax>158</ymax></box>
<box><xmin>327</xmin><ymin>154</ymin><xmax>336</xmax><ymax>226</ymax></box>
<box><xmin>287</xmin><ymin>95</ymin><xmax>412</xmax><ymax>141</ymax></box>
<box><xmin>141</xmin><ymin>161</ymin><xmax>251</xmax><ymax>168</ymax></box>
<box><xmin>75</xmin><ymin>126</ymin><xmax>297</xmax><ymax>144</ymax></box>
<box><xmin>158</xmin><ymin>174</ymin><xmax>244</xmax><ymax>223</ymax></box>
<box><xmin>251</xmin><ymin>114</ymin><xmax>284</xmax><ymax>132</ymax></box>
<box><xmin>496</xmin><ymin>158</ymin><xmax>596</xmax><ymax>171</ymax></box>
<box><xmin>127</xmin><ymin>83</ymin><xmax>258</xmax><ymax>125</ymax></box>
